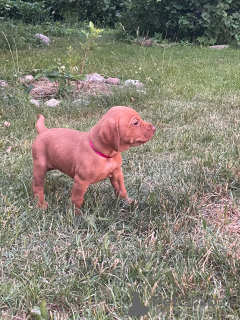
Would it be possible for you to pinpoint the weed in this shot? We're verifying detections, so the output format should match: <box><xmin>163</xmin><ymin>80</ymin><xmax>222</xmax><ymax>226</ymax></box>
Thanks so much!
<box><xmin>79</xmin><ymin>21</ymin><xmax>104</xmax><ymax>74</ymax></box>
<box><xmin>29</xmin><ymin>300</ymin><xmax>48</xmax><ymax>320</ymax></box>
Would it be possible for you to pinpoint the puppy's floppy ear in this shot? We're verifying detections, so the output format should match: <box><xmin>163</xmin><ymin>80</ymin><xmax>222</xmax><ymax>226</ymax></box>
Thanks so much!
<box><xmin>99</xmin><ymin>117</ymin><xmax>120</xmax><ymax>152</ymax></box>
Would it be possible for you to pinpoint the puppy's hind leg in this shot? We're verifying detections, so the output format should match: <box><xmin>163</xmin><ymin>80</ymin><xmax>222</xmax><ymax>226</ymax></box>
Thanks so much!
<box><xmin>32</xmin><ymin>162</ymin><xmax>48</xmax><ymax>208</ymax></box>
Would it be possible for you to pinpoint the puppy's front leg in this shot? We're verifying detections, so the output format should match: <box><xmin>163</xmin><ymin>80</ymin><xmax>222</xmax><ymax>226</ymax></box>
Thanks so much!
<box><xmin>32</xmin><ymin>162</ymin><xmax>48</xmax><ymax>208</ymax></box>
<box><xmin>71</xmin><ymin>176</ymin><xmax>90</xmax><ymax>211</ymax></box>
<box><xmin>110</xmin><ymin>168</ymin><xmax>133</xmax><ymax>204</ymax></box>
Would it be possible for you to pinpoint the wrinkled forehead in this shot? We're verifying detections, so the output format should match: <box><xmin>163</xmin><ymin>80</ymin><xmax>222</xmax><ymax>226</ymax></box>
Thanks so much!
<box><xmin>108</xmin><ymin>107</ymin><xmax>140</xmax><ymax>119</ymax></box>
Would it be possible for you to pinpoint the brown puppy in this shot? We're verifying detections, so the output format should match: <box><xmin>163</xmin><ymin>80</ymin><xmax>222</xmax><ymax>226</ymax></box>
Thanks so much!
<box><xmin>32</xmin><ymin>106</ymin><xmax>155</xmax><ymax>211</ymax></box>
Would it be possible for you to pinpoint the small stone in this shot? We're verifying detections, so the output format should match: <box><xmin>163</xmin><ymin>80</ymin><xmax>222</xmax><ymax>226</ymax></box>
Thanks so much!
<box><xmin>4</xmin><ymin>121</ymin><xmax>10</xmax><ymax>127</ymax></box>
<box><xmin>144</xmin><ymin>39</ymin><xmax>153</xmax><ymax>46</ymax></box>
<box><xmin>35</xmin><ymin>33</ymin><xmax>51</xmax><ymax>45</ymax></box>
<box><xmin>0</xmin><ymin>80</ymin><xmax>8</xmax><ymax>88</ymax></box>
<box><xmin>6</xmin><ymin>146</ymin><xmax>12</xmax><ymax>153</ymax></box>
<box><xmin>86</xmin><ymin>73</ymin><xmax>105</xmax><ymax>82</ymax></box>
<box><xmin>208</xmin><ymin>45</ymin><xmax>229</xmax><ymax>50</ymax></box>
<box><xmin>20</xmin><ymin>75</ymin><xmax>35</xmax><ymax>83</ymax></box>
<box><xmin>136</xmin><ymin>89</ymin><xmax>147</xmax><ymax>94</ymax></box>
<box><xmin>45</xmin><ymin>99</ymin><xmax>61</xmax><ymax>107</ymax></box>
<box><xmin>125</xmin><ymin>79</ymin><xmax>144</xmax><ymax>88</ymax></box>
<box><xmin>72</xmin><ymin>98</ymin><xmax>89</xmax><ymax>107</ymax></box>
<box><xmin>30</xmin><ymin>99</ymin><xmax>40</xmax><ymax>107</ymax></box>
<box><xmin>139</xmin><ymin>39</ymin><xmax>153</xmax><ymax>47</ymax></box>
<box><xmin>105</xmin><ymin>77</ymin><xmax>120</xmax><ymax>85</ymax></box>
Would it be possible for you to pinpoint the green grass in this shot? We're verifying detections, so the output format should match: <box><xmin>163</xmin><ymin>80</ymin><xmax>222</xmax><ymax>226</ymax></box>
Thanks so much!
<box><xmin>1</xmin><ymin>23</ymin><xmax>240</xmax><ymax>319</ymax></box>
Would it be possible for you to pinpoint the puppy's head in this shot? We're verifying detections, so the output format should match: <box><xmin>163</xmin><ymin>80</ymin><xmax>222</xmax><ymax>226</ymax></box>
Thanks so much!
<box><xmin>98</xmin><ymin>106</ymin><xmax>155</xmax><ymax>152</ymax></box>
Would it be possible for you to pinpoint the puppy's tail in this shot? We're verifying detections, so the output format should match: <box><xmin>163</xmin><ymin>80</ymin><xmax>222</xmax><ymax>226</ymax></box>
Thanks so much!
<box><xmin>36</xmin><ymin>114</ymin><xmax>48</xmax><ymax>135</ymax></box>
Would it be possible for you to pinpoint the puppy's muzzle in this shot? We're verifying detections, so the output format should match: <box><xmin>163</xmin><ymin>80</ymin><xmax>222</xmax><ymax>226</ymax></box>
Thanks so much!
<box><xmin>144</xmin><ymin>124</ymin><xmax>156</xmax><ymax>140</ymax></box>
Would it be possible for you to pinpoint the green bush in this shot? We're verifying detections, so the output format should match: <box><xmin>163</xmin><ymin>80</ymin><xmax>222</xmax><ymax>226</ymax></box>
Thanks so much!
<box><xmin>120</xmin><ymin>0</ymin><xmax>240</xmax><ymax>45</ymax></box>
<box><xmin>0</xmin><ymin>0</ymin><xmax>128</xmax><ymax>26</ymax></box>
<box><xmin>37</xmin><ymin>0</ymin><xmax>128</xmax><ymax>26</ymax></box>
<box><xmin>0</xmin><ymin>0</ymin><xmax>10</xmax><ymax>17</ymax></box>
<box><xmin>0</xmin><ymin>0</ymin><xmax>50</xmax><ymax>23</ymax></box>
<box><xmin>1</xmin><ymin>0</ymin><xmax>239</xmax><ymax>44</ymax></box>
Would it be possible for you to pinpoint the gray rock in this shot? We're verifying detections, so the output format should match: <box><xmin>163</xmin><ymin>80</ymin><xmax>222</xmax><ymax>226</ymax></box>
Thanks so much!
<box><xmin>208</xmin><ymin>45</ymin><xmax>229</xmax><ymax>50</ymax></box>
<box><xmin>0</xmin><ymin>80</ymin><xmax>8</xmax><ymax>88</ymax></box>
<box><xmin>35</xmin><ymin>33</ymin><xmax>51</xmax><ymax>45</ymax></box>
<box><xmin>30</xmin><ymin>99</ymin><xmax>40</xmax><ymax>107</ymax></box>
<box><xmin>105</xmin><ymin>77</ymin><xmax>120</xmax><ymax>85</ymax></box>
<box><xmin>86</xmin><ymin>73</ymin><xmax>105</xmax><ymax>82</ymax></box>
<box><xmin>125</xmin><ymin>79</ymin><xmax>144</xmax><ymax>88</ymax></box>
<box><xmin>72</xmin><ymin>98</ymin><xmax>90</xmax><ymax>107</ymax></box>
<box><xmin>45</xmin><ymin>99</ymin><xmax>61</xmax><ymax>107</ymax></box>
<box><xmin>20</xmin><ymin>75</ymin><xmax>35</xmax><ymax>83</ymax></box>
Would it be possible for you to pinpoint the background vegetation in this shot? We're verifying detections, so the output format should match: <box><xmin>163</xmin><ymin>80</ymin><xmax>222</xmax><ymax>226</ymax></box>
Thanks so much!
<box><xmin>0</xmin><ymin>0</ymin><xmax>240</xmax><ymax>44</ymax></box>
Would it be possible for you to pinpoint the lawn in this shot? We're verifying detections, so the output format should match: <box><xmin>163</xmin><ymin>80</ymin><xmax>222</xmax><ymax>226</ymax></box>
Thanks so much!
<box><xmin>1</xmin><ymin>25</ymin><xmax>240</xmax><ymax>319</ymax></box>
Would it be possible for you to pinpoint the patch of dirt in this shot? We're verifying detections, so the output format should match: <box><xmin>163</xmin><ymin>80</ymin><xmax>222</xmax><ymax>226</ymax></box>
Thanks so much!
<box><xmin>71</xmin><ymin>80</ymin><xmax>110</xmax><ymax>96</ymax></box>
<box><xmin>193</xmin><ymin>184</ymin><xmax>240</xmax><ymax>259</ymax></box>
<box><xmin>30</xmin><ymin>77</ymin><xmax>111</xmax><ymax>99</ymax></box>
<box><xmin>30</xmin><ymin>78</ymin><xmax>59</xmax><ymax>98</ymax></box>
<box><xmin>198</xmin><ymin>184</ymin><xmax>240</xmax><ymax>234</ymax></box>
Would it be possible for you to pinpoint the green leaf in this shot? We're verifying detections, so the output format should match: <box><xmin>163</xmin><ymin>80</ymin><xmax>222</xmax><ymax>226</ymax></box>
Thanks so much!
<box><xmin>74</xmin><ymin>74</ymin><xmax>86</xmax><ymax>80</ymax></box>
<box><xmin>46</xmin><ymin>75</ymin><xmax>57</xmax><ymax>82</ymax></box>
<box><xmin>201</xmin><ymin>12</ymin><xmax>210</xmax><ymax>21</ymax></box>
<box><xmin>48</xmin><ymin>70</ymin><xmax>59</xmax><ymax>77</ymax></box>
<box><xmin>58</xmin><ymin>77</ymin><xmax>66</xmax><ymax>86</ymax></box>
<box><xmin>233</xmin><ymin>12</ymin><xmax>240</xmax><ymax>19</ymax></box>
<box><xmin>64</xmin><ymin>72</ymin><xmax>75</xmax><ymax>79</ymax></box>
<box><xmin>47</xmin><ymin>65</ymin><xmax>58</xmax><ymax>71</ymax></box>
<box><xmin>40</xmin><ymin>300</ymin><xmax>48</xmax><ymax>320</ymax></box>
<box><xmin>34</xmin><ymin>73</ymin><xmax>44</xmax><ymax>80</ymax></box>
<box><xmin>21</xmin><ymin>83</ymin><xmax>34</xmax><ymax>95</ymax></box>
<box><xmin>89</xmin><ymin>21</ymin><xmax>94</xmax><ymax>30</ymax></box>
<box><xmin>202</xmin><ymin>217</ymin><xmax>207</xmax><ymax>230</ymax></box>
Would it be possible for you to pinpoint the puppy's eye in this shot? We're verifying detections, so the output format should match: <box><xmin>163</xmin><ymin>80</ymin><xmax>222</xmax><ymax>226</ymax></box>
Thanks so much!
<box><xmin>133</xmin><ymin>120</ymin><xmax>139</xmax><ymax>126</ymax></box>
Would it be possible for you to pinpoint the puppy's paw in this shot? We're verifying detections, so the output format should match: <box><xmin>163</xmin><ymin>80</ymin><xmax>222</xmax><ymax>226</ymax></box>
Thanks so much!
<box><xmin>126</xmin><ymin>197</ymin><xmax>135</xmax><ymax>205</ymax></box>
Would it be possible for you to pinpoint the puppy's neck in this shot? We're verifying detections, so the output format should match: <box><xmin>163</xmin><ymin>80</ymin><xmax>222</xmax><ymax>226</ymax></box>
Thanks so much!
<box><xmin>89</xmin><ymin>131</ymin><xmax>118</xmax><ymax>158</ymax></box>
<box><xmin>89</xmin><ymin>140</ymin><xmax>113</xmax><ymax>158</ymax></box>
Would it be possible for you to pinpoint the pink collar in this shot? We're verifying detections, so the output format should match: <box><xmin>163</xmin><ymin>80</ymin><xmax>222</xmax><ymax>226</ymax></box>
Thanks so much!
<box><xmin>90</xmin><ymin>140</ymin><xmax>113</xmax><ymax>158</ymax></box>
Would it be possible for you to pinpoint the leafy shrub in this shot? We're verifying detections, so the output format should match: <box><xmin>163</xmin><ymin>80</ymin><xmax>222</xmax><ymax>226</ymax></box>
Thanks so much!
<box><xmin>1</xmin><ymin>0</ymin><xmax>239</xmax><ymax>44</ymax></box>
<box><xmin>120</xmin><ymin>0</ymin><xmax>240</xmax><ymax>45</ymax></box>
<box><xmin>0</xmin><ymin>0</ymin><xmax>128</xmax><ymax>26</ymax></box>
<box><xmin>0</xmin><ymin>0</ymin><xmax>49</xmax><ymax>23</ymax></box>
<box><xmin>36</xmin><ymin>0</ymin><xmax>129</xmax><ymax>27</ymax></box>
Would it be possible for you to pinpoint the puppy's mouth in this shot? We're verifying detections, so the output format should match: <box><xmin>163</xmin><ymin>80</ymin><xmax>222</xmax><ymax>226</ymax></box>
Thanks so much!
<box><xmin>128</xmin><ymin>125</ymin><xmax>155</xmax><ymax>147</ymax></box>
<box><xmin>131</xmin><ymin>139</ymin><xmax>147</xmax><ymax>146</ymax></box>
<box><xmin>132</xmin><ymin>133</ymin><xmax>155</xmax><ymax>146</ymax></box>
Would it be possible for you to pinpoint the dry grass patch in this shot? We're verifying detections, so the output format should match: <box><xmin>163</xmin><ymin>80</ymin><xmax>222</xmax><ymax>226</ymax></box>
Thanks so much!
<box><xmin>199</xmin><ymin>185</ymin><xmax>240</xmax><ymax>234</ymax></box>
